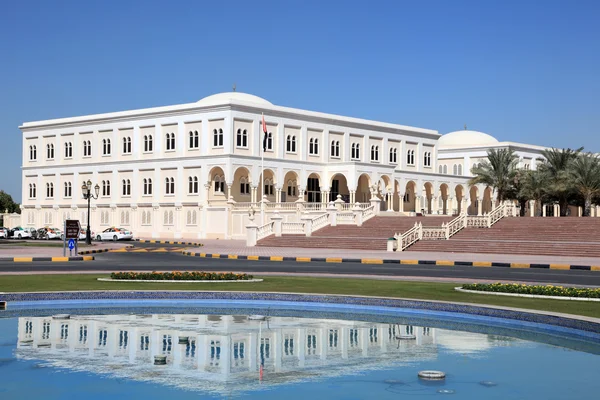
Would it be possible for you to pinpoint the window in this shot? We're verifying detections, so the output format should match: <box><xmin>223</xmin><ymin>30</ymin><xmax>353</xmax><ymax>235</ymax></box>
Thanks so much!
<box><xmin>407</xmin><ymin>149</ymin><xmax>415</xmax><ymax>165</ymax></box>
<box><xmin>213</xmin><ymin>129</ymin><xmax>223</xmax><ymax>147</ymax></box>
<box><xmin>188</xmin><ymin>176</ymin><xmax>199</xmax><ymax>194</ymax></box>
<box><xmin>29</xmin><ymin>145</ymin><xmax>37</xmax><ymax>161</ymax></box>
<box><xmin>308</xmin><ymin>138</ymin><xmax>319</xmax><ymax>155</ymax></box>
<box><xmin>47</xmin><ymin>143</ymin><xmax>54</xmax><ymax>159</ymax></box>
<box><xmin>29</xmin><ymin>183</ymin><xmax>36</xmax><ymax>199</ymax></box>
<box><xmin>143</xmin><ymin>178</ymin><xmax>153</xmax><ymax>195</ymax></box>
<box><xmin>101</xmin><ymin>180</ymin><xmax>111</xmax><ymax>196</ymax></box>
<box><xmin>351</xmin><ymin>143</ymin><xmax>360</xmax><ymax>160</ymax></box>
<box><xmin>214</xmin><ymin>176</ymin><xmax>225</xmax><ymax>193</ymax></box>
<box><xmin>438</xmin><ymin>165</ymin><xmax>443</xmax><ymax>174</ymax></box>
<box><xmin>165</xmin><ymin>177</ymin><xmax>175</xmax><ymax>195</ymax></box>
<box><xmin>263</xmin><ymin>178</ymin><xmax>274</xmax><ymax>196</ymax></box>
<box><xmin>64</xmin><ymin>182</ymin><xmax>72</xmax><ymax>198</ymax></box>
<box><xmin>287</xmin><ymin>180</ymin><xmax>297</xmax><ymax>197</ymax></box>
<box><xmin>83</xmin><ymin>140</ymin><xmax>91</xmax><ymax>157</ymax></box>
<box><xmin>370</xmin><ymin>145</ymin><xmax>379</xmax><ymax>161</ymax></box>
<box><xmin>524</xmin><ymin>163</ymin><xmax>530</xmax><ymax>170</ymax></box>
<box><xmin>424</xmin><ymin>151</ymin><xmax>431</xmax><ymax>167</ymax></box>
<box><xmin>330</xmin><ymin>140</ymin><xmax>340</xmax><ymax>158</ymax></box>
<box><xmin>46</xmin><ymin>182</ymin><xmax>54</xmax><ymax>198</ymax></box>
<box><xmin>163</xmin><ymin>210</ymin><xmax>174</xmax><ymax>226</ymax></box>
<box><xmin>165</xmin><ymin>133</ymin><xmax>176</xmax><ymax>151</ymax></box>
<box><xmin>143</xmin><ymin>135</ymin><xmax>153</xmax><ymax>152</ymax></box>
<box><xmin>120</xmin><ymin>211</ymin><xmax>130</xmax><ymax>225</ymax></box>
<box><xmin>236</xmin><ymin>129</ymin><xmax>248</xmax><ymax>148</ymax></box>
<box><xmin>443</xmin><ymin>165</ymin><xmax>448</xmax><ymax>174</ymax></box>
<box><xmin>44</xmin><ymin>211</ymin><xmax>53</xmax><ymax>225</ymax></box>
<box><xmin>186</xmin><ymin>210</ymin><xmax>198</xmax><ymax>226</ymax></box>
<box><xmin>389</xmin><ymin>148</ymin><xmax>397</xmax><ymax>163</ymax></box>
<box><xmin>64</xmin><ymin>142</ymin><xmax>73</xmax><ymax>158</ymax></box>
<box><xmin>102</xmin><ymin>139</ymin><xmax>111</xmax><ymax>155</ymax></box>
<box><xmin>453</xmin><ymin>164</ymin><xmax>458</xmax><ymax>175</ymax></box>
<box><xmin>240</xmin><ymin>177</ymin><xmax>250</xmax><ymax>195</ymax></box>
<box><xmin>286</xmin><ymin>135</ymin><xmax>297</xmax><ymax>153</ymax></box>
<box><xmin>141</xmin><ymin>210</ymin><xmax>152</xmax><ymax>225</ymax></box>
<box><xmin>122</xmin><ymin>179</ymin><xmax>131</xmax><ymax>196</ymax></box>
<box><xmin>188</xmin><ymin>131</ymin><xmax>199</xmax><ymax>149</ymax></box>
<box><xmin>458</xmin><ymin>164</ymin><xmax>463</xmax><ymax>175</ymax></box>
<box><xmin>265</xmin><ymin>132</ymin><xmax>273</xmax><ymax>151</ymax></box>
<box><xmin>123</xmin><ymin>137</ymin><xmax>132</xmax><ymax>154</ymax></box>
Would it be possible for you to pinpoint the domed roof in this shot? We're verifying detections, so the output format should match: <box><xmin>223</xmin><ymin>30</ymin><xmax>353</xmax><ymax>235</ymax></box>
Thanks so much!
<box><xmin>196</xmin><ymin>92</ymin><xmax>273</xmax><ymax>107</ymax></box>
<box><xmin>438</xmin><ymin>130</ymin><xmax>499</xmax><ymax>148</ymax></box>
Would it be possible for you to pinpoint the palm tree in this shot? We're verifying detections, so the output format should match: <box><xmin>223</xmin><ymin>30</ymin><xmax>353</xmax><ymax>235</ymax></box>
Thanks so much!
<box><xmin>568</xmin><ymin>153</ymin><xmax>600</xmax><ymax>216</ymax></box>
<box><xmin>540</xmin><ymin>147</ymin><xmax>582</xmax><ymax>215</ymax></box>
<box><xmin>518</xmin><ymin>169</ymin><xmax>549</xmax><ymax>216</ymax></box>
<box><xmin>469</xmin><ymin>148</ymin><xmax>518</xmax><ymax>202</ymax></box>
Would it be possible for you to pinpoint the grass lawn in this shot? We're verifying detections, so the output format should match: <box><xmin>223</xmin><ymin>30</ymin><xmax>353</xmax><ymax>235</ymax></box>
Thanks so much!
<box><xmin>1</xmin><ymin>274</ymin><xmax>599</xmax><ymax>318</ymax></box>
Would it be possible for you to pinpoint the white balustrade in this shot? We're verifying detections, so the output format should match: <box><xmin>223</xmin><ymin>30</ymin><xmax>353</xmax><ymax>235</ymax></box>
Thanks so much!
<box><xmin>394</xmin><ymin>222</ymin><xmax>421</xmax><ymax>252</ymax></box>
<box><xmin>281</xmin><ymin>222</ymin><xmax>305</xmax><ymax>234</ymax></box>
<box><xmin>362</xmin><ymin>205</ymin><xmax>375</xmax><ymax>222</ymax></box>
<box><xmin>256</xmin><ymin>222</ymin><xmax>274</xmax><ymax>241</ymax></box>
<box><xmin>336</xmin><ymin>212</ymin><xmax>355</xmax><ymax>225</ymax></box>
<box><xmin>310</xmin><ymin>213</ymin><xmax>330</xmax><ymax>232</ymax></box>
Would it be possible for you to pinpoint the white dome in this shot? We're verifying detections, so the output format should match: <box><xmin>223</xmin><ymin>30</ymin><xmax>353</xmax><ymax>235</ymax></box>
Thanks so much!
<box><xmin>438</xmin><ymin>130</ymin><xmax>499</xmax><ymax>148</ymax></box>
<box><xmin>197</xmin><ymin>92</ymin><xmax>273</xmax><ymax>107</ymax></box>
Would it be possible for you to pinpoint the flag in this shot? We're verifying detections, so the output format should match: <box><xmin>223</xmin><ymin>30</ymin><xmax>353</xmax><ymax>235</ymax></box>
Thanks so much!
<box><xmin>262</xmin><ymin>113</ymin><xmax>268</xmax><ymax>153</ymax></box>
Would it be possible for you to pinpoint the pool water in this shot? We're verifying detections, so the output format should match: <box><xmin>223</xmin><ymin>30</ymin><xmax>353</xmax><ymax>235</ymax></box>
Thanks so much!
<box><xmin>0</xmin><ymin>305</ymin><xmax>599</xmax><ymax>399</ymax></box>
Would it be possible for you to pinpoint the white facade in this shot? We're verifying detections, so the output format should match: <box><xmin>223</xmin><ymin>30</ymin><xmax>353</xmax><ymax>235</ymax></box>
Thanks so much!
<box><xmin>19</xmin><ymin>93</ymin><xmax>549</xmax><ymax>239</ymax></box>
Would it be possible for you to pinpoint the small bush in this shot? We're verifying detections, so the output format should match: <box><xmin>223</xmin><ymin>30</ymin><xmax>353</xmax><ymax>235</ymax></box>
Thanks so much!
<box><xmin>110</xmin><ymin>271</ymin><xmax>253</xmax><ymax>281</ymax></box>
<box><xmin>462</xmin><ymin>283</ymin><xmax>600</xmax><ymax>298</ymax></box>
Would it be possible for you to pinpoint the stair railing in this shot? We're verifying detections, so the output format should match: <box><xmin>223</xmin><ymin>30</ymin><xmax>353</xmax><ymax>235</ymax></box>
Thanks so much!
<box><xmin>395</xmin><ymin>222</ymin><xmax>422</xmax><ymax>252</ymax></box>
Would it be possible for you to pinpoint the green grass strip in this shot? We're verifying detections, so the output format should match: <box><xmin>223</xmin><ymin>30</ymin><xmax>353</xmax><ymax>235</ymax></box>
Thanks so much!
<box><xmin>463</xmin><ymin>283</ymin><xmax>600</xmax><ymax>298</ymax></box>
<box><xmin>0</xmin><ymin>274</ymin><xmax>598</xmax><ymax>318</ymax></box>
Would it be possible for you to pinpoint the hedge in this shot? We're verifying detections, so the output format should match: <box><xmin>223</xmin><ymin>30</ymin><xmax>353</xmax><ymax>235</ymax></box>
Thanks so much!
<box><xmin>462</xmin><ymin>283</ymin><xmax>600</xmax><ymax>298</ymax></box>
<box><xmin>110</xmin><ymin>271</ymin><xmax>253</xmax><ymax>281</ymax></box>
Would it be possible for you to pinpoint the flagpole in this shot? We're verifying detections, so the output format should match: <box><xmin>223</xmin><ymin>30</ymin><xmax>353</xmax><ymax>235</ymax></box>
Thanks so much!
<box><xmin>261</xmin><ymin>113</ymin><xmax>265</xmax><ymax>226</ymax></box>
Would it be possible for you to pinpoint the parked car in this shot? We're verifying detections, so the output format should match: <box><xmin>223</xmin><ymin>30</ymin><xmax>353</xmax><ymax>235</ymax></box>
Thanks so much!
<box><xmin>96</xmin><ymin>227</ymin><xmax>133</xmax><ymax>241</ymax></box>
<box><xmin>9</xmin><ymin>227</ymin><xmax>32</xmax><ymax>239</ymax></box>
<box><xmin>79</xmin><ymin>229</ymin><xmax>95</xmax><ymax>241</ymax></box>
<box><xmin>26</xmin><ymin>227</ymin><xmax>38</xmax><ymax>239</ymax></box>
<box><xmin>0</xmin><ymin>227</ymin><xmax>8</xmax><ymax>239</ymax></box>
<box><xmin>45</xmin><ymin>228</ymin><xmax>62</xmax><ymax>240</ymax></box>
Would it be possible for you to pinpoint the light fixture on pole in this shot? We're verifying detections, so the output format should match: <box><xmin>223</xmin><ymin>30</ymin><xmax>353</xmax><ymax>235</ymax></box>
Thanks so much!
<box><xmin>81</xmin><ymin>180</ymin><xmax>99</xmax><ymax>245</ymax></box>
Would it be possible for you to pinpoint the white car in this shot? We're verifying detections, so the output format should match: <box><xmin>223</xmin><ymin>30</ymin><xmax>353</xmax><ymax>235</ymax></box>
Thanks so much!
<box><xmin>45</xmin><ymin>228</ymin><xmax>62</xmax><ymax>240</ymax></box>
<box><xmin>0</xmin><ymin>228</ymin><xmax>7</xmax><ymax>239</ymax></box>
<box><xmin>79</xmin><ymin>229</ymin><xmax>95</xmax><ymax>241</ymax></box>
<box><xmin>10</xmin><ymin>227</ymin><xmax>32</xmax><ymax>239</ymax></box>
<box><xmin>96</xmin><ymin>227</ymin><xmax>133</xmax><ymax>242</ymax></box>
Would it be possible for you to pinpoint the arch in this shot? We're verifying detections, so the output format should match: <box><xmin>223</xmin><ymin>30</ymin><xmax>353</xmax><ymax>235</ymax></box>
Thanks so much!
<box><xmin>208</xmin><ymin>166</ymin><xmax>226</xmax><ymax>201</ymax></box>
<box><xmin>483</xmin><ymin>186</ymin><xmax>493</xmax><ymax>214</ymax></box>
<box><xmin>305</xmin><ymin>172</ymin><xmax>321</xmax><ymax>203</ymax></box>
<box><xmin>404</xmin><ymin>181</ymin><xmax>417</xmax><ymax>212</ymax></box>
<box><xmin>453</xmin><ymin>184</ymin><xmax>465</xmax><ymax>215</ymax></box>
<box><xmin>283</xmin><ymin>171</ymin><xmax>299</xmax><ymax>202</ymax></box>
<box><xmin>423</xmin><ymin>182</ymin><xmax>434</xmax><ymax>214</ymax></box>
<box><xmin>232</xmin><ymin>166</ymin><xmax>252</xmax><ymax>201</ymax></box>
<box><xmin>356</xmin><ymin>173</ymin><xmax>372</xmax><ymax>203</ymax></box>
<box><xmin>468</xmin><ymin>186</ymin><xmax>479</xmax><ymax>215</ymax></box>
<box><xmin>329</xmin><ymin>173</ymin><xmax>349</xmax><ymax>203</ymax></box>
<box><xmin>257</xmin><ymin>168</ymin><xmax>277</xmax><ymax>201</ymax></box>
<box><xmin>439</xmin><ymin>183</ymin><xmax>449</xmax><ymax>215</ymax></box>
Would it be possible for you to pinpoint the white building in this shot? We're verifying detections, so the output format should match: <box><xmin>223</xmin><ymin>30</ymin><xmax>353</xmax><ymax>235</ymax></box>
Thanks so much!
<box><xmin>18</xmin><ymin>92</ymin><xmax>548</xmax><ymax>239</ymax></box>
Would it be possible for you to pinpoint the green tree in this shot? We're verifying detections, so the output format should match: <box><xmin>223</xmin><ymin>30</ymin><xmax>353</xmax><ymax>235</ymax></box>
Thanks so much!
<box><xmin>517</xmin><ymin>169</ymin><xmax>549</xmax><ymax>217</ymax></box>
<box><xmin>540</xmin><ymin>147</ymin><xmax>582</xmax><ymax>216</ymax></box>
<box><xmin>469</xmin><ymin>148</ymin><xmax>518</xmax><ymax>202</ymax></box>
<box><xmin>567</xmin><ymin>153</ymin><xmax>600</xmax><ymax>217</ymax></box>
<box><xmin>0</xmin><ymin>191</ymin><xmax>20</xmax><ymax>214</ymax></box>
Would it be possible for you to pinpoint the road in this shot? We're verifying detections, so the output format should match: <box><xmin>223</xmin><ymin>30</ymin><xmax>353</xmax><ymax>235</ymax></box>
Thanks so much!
<box><xmin>0</xmin><ymin>242</ymin><xmax>599</xmax><ymax>286</ymax></box>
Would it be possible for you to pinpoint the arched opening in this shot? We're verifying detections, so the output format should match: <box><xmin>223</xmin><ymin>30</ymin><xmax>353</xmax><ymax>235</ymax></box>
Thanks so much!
<box><xmin>379</xmin><ymin>175</ymin><xmax>393</xmax><ymax>211</ymax></box>
<box><xmin>257</xmin><ymin>169</ymin><xmax>276</xmax><ymax>202</ymax></box>
<box><xmin>404</xmin><ymin>181</ymin><xmax>417</xmax><ymax>212</ymax></box>
<box><xmin>329</xmin><ymin>173</ymin><xmax>349</xmax><ymax>203</ymax></box>
<box><xmin>282</xmin><ymin>171</ymin><xmax>299</xmax><ymax>202</ymax></box>
<box><xmin>232</xmin><ymin>167</ymin><xmax>251</xmax><ymax>202</ymax></box>
<box><xmin>393</xmin><ymin>180</ymin><xmax>401</xmax><ymax>212</ymax></box>
<box><xmin>439</xmin><ymin>184</ymin><xmax>449</xmax><ymax>215</ymax></box>
<box><xmin>483</xmin><ymin>187</ymin><xmax>493</xmax><ymax>214</ymax></box>
<box><xmin>306</xmin><ymin>173</ymin><xmax>321</xmax><ymax>203</ymax></box>
<box><xmin>454</xmin><ymin>185</ymin><xmax>465</xmax><ymax>215</ymax></box>
<box><xmin>423</xmin><ymin>182</ymin><xmax>434</xmax><ymax>214</ymax></box>
<box><xmin>468</xmin><ymin>186</ymin><xmax>479</xmax><ymax>215</ymax></box>
<box><xmin>356</xmin><ymin>173</ymin><xmax>371</xmax><ymax>203</ymax></box>
<box><xmin>208</xmin><ymin>166</ymin><xmax>226</xmax><ymax>203</ymax></box>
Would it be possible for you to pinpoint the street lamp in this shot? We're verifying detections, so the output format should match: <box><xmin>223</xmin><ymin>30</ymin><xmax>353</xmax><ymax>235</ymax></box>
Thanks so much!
<box><xmin>81</xmin><ymin>180</ymin><xmax>100</xmax><ymax>245</ymax></box>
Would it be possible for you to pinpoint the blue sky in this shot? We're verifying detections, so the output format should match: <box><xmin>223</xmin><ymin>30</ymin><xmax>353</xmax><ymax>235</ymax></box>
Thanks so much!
<box><xmin>1</xmin><ymin>0</ymin><xmax>599</xmax><ymax>202</ymax></box>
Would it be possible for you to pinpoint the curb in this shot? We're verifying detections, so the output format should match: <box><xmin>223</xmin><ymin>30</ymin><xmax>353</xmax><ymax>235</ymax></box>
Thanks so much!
<box><xmin>136</xmin><ymin>239</ymin><xmax>204</xmax><ymax>247</ymax></box>
<box><xmin>0</xmin><ymin>256</ymin><xmax>94</xmax><ymax>262</ymax></box>
<box><xmin>78</xmin><ymin>245</ymin><xmax>134</xmax><ymax>255</ymax></box>
<box><xmin>181</xmin><ymin>252</ymin><xmax>600</xmax><ymax>271</ymax></box>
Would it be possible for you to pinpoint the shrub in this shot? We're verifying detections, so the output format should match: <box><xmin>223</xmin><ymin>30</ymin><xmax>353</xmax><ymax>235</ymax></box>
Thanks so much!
<box><xmin>110</xmin><ymin>271</ymin><xmax>253</xmax><ymax>281</ymax></box>
<box><xmin>462</xmin><ymin>283</ymin><xmax>600</xmax><ymax>298</ymax></box>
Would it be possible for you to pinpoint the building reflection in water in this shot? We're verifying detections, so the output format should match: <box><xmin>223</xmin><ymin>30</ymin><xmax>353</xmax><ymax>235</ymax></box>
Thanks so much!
<box><xmin>15</xmin><ymin>314</ymin><xmax>518</xmax><ymax>395</ymax></box>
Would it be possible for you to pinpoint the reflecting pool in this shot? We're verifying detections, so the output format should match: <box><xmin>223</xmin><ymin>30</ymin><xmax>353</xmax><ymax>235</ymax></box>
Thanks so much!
<box><xmin>0</xmin><ymin>305</ymin><xmax>599</xmax><ymax>399</ymax></box>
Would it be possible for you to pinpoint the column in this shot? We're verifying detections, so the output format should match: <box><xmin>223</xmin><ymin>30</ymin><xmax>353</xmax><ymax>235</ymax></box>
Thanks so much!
<box><xmin>415</xmin><ymin>194</ymin><xmax>421</xmax><ymax>213</ymax></box>
<box><xmin>300</xmin><ymin>126</ymin><xmax>308</xmax><ymax>161</ymax></box>
<box><xmin>276</xmin><ymin>188</ymin><xmax>281</xmax><ymax>204</ymax></box>
<box><xmin>542</xmin><ymin>204</ymin><xmax>547</xmax><ymax>217</ymax></box>
<box><xmin>201</xmin><ymin>119</ymin><xmax>209</xmax><ymax>156</ymax></box>
<box><xmin>477</xmin><ymin>197</ymin><xmax>482</xmax><ymax>216</ymax></box>
<box><xmin>431</xmin><ymin>196</ymin><xmax>438</xmax><ymax>215</ymax></box>
<box><xmin>399</xmin><ymin>193</ymin><xmax>404</xmax><ymax>212</ymax></box>
<box><xmin>177</xmin><ymin>121</ymin><xmax>185</xmax><ymax>155</ymax></box>
<box><xmin>387</xmin><ymin>193</ymin><xmax>392</xmax><ymax>211</ymax></box>
<box><xmin>529</xmin><ymin>200</ymin><xmax>535</xmax><ymax>217</ymax></box>
<box><xmin>349</xmin><ymin>190</ymin><xmax>355</xmax><ymax>204</ymax></box>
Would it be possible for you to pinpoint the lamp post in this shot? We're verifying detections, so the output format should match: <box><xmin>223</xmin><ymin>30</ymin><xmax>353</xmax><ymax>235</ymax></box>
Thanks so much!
<box><xmin>81</xmin><ymin>180</ymin><xmax>100</xmax><ymax>245</ymax></box>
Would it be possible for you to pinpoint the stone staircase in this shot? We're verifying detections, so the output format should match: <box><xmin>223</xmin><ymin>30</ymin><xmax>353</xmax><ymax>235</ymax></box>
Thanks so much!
<box><xmin>257</xmin><ymin>216</ymin><xmax>453</xmax><ymax>250</ymax></box>
<box><xmin>407</xmin><ymin>217</ymin><xmax>600</xmax><ymax>257</ymax></box>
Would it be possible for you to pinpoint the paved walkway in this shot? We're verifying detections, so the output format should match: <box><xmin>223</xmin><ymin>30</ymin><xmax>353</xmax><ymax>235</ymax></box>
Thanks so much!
<box><xmin>189</xmin><ymin>239</ymin><xmax>600</xmax><ymax>265</ymax></box>
<box><xmin>0</xmin><ymin>242</ymin><xmax>131</xmax><ymax>258</ymax></box>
